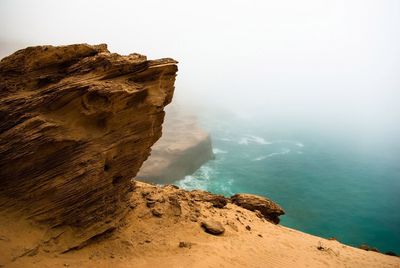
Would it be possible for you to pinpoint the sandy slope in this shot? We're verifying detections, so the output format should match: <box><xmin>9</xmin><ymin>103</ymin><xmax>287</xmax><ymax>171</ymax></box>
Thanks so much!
<box><xmin>4</xmin><ymin>181</ymin><xmax>399</xmax><ymax>268</ymax></box>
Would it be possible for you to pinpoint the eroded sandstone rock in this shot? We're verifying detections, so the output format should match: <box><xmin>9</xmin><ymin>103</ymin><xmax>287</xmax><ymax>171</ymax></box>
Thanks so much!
<box><xmin>201</xmin><ymin>219</ymin><xmax>225</xmax><ymax>235</ymax></box>
<box><xmin>231</xmin><ymin>194</ymin><xmax>285</xmax><ymax>224</ymax></box>
<box><xmin>0</xmin><ymin>44</ymin><xmax>177</xmax><ymax>251</ymax></box>
<box><xmin>190</xmin><ymin>190</ymin><xmax>228</xmax><ymax>208</ymax></box>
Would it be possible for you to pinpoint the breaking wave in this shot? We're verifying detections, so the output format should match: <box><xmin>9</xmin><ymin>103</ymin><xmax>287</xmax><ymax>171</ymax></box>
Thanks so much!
<box><xmin>175</xmin><ymin>166</ymin><xmax>213</xmax><ymax>191</ymax></box>
<box><xmin>213</xmin><ymin>148</ymin><xmax>228</xmax><ymax>154</ymax></box>
<box><xmin>253</xmin><ymin>148</ymin><xmax>291</xmax><ymax>161</ymax></box>
<box><xmin>271</xmin><ymin>140</ymin><xmax>304</xmax><ymax>147</ymax></box>
<box><xmin>238</xmin><ymin>135</ymin><xmax>272</xmax><ymax>145</ymax></box>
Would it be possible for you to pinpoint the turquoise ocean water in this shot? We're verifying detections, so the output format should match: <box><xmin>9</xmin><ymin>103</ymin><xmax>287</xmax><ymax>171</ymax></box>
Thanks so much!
<box><xmin>174</xmin><ymin>115</ymin><xmax>400</xmax><ymax>253</ymax></box>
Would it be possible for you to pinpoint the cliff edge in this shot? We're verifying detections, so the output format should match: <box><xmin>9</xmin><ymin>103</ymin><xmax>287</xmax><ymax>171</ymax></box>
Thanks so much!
<box><xmin>0</xmin><ymin>44</ymin><xmax>177</xmax><ymax>253</ymax></box>
<box><xmin>3</xmin><ymin>180</ymin><xmax>399</xmax><ymax>268</ymax></box>
<box><xmin>0</xmin><ymin>44</ymin><xmax>398</xmax><ymax>268</ymax></box>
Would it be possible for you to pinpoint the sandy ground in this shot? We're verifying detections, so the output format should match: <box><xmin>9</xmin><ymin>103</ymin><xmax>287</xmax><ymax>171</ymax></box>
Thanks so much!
<box><xmin>3</xmin><ymin>181</ymin><xmax>399</xmax><ymax>268</ymax></box>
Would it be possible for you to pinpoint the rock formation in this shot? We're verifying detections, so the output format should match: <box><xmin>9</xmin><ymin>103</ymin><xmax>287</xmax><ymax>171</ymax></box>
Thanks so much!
<box><xmin>137</xmin><ymin>104</ymin><xmax>214</xmax><ymax>184</ymax></box>
<box><xmin>231</xmin><ymin>193</ymin><xmax>285</xmax><ymax>224</ymax></box>
<box><xmin>0</xmin><ymin>44</ymin><xmax>397</xmax><ymax>268</ymax></box>
<box><xmin>0</xmin><ymin>44</ymin><xmax>177</xmax><ymax>252</ymax></box>
<box><xmin>201</xmin><ymin>219</ymin><xmax>225</xmax><ymax>235</ymax></box>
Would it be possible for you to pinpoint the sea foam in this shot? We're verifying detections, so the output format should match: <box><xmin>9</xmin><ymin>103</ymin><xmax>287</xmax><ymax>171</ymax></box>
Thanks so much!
<box><xmin>270</xmin><ymin>140</ymin><xmax>305</xmax><ymax>147</ymax></box>
<box><xmin>213</xmin><ymin>148</ymin><xmax>228</xmax><ymax>154</ymax></box>
<box><xmin>238</xmin><ymin>135</ymin><xmax>271</xmax><ymax>145</ymax></box>
<box><xmin>175</xmin><ymin>166</ymin><xmax>213</xmax><ymax>191</ymax></box>
<box><xmin>253</xmin><ymin>148</ymin><xmax>291</xmax><ymax>161</ymax></box>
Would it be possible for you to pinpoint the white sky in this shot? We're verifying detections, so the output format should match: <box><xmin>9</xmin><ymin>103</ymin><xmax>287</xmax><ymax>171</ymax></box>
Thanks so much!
<box><xmin>1</xmin><ymin>0</ymin><xmax>399</xmax><ymax>134</ymax></box>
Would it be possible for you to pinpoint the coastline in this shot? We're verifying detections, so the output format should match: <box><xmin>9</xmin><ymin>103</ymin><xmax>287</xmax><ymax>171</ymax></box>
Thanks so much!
<box><xmin>4</xmin><ymin>180</ymin><xmax>398</xmax><ymax>268</ymax></box>
<box><xmin>0</xmin><ymin>44</ymin><xmax>398</xmax><ymax>268</ymax></box>
<box><xmin>137</xmin><ymin>106</ymin><xmax>215</xmax><ymax>184</ymax></box>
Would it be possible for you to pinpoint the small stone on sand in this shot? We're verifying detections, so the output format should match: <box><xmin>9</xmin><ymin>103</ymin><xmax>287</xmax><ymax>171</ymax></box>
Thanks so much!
<box><xmin>201</xmin><ymin>219</ymin><xmax>225</xmax><ymax>235</ymax></box>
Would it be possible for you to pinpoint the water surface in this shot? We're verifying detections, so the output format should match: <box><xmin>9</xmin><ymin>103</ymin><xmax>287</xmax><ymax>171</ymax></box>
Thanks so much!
<box><xmin>175</xmin><ymin>115</ymin><xmax>400</xmax><ymax>253</ymax></box>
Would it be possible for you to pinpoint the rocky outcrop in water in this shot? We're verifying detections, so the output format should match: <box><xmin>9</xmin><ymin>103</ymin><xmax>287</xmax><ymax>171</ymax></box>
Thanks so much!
<box><xmin>0</xmin><ymin>44</ymin><xmax>177</xmax><ymax>251</ymax></box>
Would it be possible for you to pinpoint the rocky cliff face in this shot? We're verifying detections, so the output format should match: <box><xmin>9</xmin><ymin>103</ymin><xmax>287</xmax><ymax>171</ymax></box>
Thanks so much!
<box><xmin>0</xmin><ymin>44</ymin><xmax>177</xmax><ymax>251</ymax></box>
<box><xmin>137</xmin><ymin>105</ymin><xmax>214</xmax><ymax>184</ymax></box>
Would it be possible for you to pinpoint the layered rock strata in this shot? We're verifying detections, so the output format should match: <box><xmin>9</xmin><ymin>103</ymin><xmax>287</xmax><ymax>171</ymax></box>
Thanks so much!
<box><xmin>0</xmin><ymin>44</ymin><xmax>178</xmax><ymax>251</ymax></box>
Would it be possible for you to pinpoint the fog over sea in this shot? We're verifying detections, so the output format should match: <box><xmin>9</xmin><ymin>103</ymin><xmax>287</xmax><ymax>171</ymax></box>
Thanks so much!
<box><xmin>1</xmin><ymin>0</ymin><xmax>399</xmax><ymax>255</ymax></box>
<box><xmin>175</xmin><ymin>111</ymin><xmax>400</xmax><ymax>253</ymax></box>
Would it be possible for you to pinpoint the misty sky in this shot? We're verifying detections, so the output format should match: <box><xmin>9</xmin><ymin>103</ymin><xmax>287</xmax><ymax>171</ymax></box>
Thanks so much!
<box><xmin>1</xmin><ymin>0</ymin><xmax>399</xmax><ymax>135</ymax></box>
